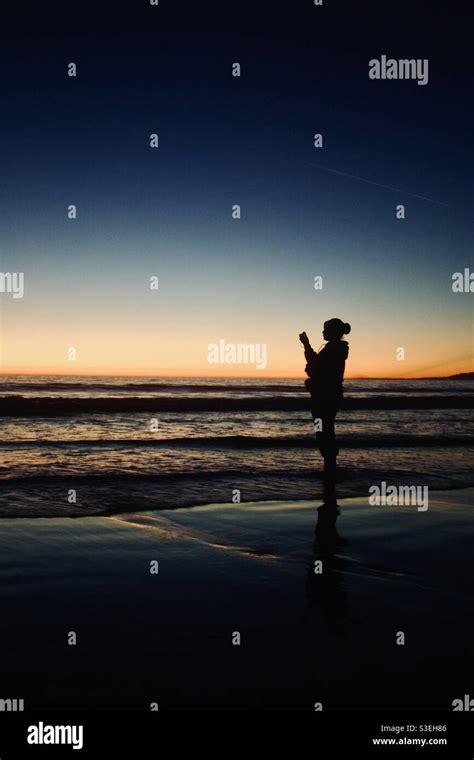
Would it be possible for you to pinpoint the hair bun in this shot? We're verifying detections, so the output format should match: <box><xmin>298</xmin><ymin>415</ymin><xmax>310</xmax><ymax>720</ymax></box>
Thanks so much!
<box><xmin>343</xmin><ymin>322</ymin><xmax>351</xmax><ymax>334</ymax></box>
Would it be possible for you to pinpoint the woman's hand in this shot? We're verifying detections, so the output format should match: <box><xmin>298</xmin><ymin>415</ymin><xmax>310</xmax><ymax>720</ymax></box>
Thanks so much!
<box><xmin>299</xmin><ymin>331</ymin><xmax>309</xmax><ymax>346</ymax></box>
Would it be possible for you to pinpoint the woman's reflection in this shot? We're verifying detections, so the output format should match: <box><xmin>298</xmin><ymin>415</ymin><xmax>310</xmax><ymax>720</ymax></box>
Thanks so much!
<box><xmin>305</xmin><ymin>481</ymin><xmax>349</xmax><ymax>635</ymax></box>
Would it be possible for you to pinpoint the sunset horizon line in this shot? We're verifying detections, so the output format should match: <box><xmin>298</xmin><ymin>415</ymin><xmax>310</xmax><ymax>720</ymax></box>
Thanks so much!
<box><xmin>1</xmin><ymin>370</ymin><xmax>472</xmax><ymax>380</ymax></box>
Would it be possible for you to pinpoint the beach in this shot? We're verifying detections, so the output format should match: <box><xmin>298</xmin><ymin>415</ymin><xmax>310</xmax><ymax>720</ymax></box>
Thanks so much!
<box><xmin>0</xmin><ymin>375</ymin><xmax>472</xmax><ymax>711</ymax></box>
<box><xmin>0</xmin><ymin>487</ymin><xmax>472</xmax><ymax>711</ymax></box>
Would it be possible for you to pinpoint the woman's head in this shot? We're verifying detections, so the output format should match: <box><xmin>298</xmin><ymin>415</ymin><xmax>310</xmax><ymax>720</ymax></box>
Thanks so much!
<box><xmin>323</xmin><ymin>318</ymin><xmax>351</xmax><ymax>341</ymax></box>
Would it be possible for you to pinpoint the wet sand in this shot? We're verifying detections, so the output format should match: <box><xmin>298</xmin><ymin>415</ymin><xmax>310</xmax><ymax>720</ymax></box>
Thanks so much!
<box><xmin>0</xmin><ymin>488</ymin><xmax>472</xmax><ymax>710</ymax></box>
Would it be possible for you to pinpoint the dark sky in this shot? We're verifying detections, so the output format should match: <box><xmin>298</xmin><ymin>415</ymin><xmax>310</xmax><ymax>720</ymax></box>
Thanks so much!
<box><xmin>1</xmin><ymin>1</ymin><xmax>472</xmax><ymax>376</ymax></box>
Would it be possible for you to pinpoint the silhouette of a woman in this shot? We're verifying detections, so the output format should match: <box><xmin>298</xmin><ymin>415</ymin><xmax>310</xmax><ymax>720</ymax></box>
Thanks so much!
<box><xmin>299</xmin><ymin>318</ymin><xmax>351</xmax><ymax>476</ymax></box>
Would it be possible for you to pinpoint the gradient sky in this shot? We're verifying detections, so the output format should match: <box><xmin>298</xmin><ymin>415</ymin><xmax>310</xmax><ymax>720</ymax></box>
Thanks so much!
<box><xmin>0</xmin><ymin>1</ymin><xmax>472</xmax><ymax>378</ymax></box>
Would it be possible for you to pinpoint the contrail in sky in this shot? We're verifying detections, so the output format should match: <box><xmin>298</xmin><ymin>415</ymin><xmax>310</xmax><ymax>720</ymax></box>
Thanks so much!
<box><xmin>305</xmin><ymin>161</ymin><xmax>449</xmax><ymax>207</ymax></box>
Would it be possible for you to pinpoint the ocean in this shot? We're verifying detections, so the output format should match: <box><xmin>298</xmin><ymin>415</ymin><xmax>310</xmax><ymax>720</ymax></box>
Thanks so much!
<box><xmin>0</xmin><ymin>375</ymin><xmax>472</xmax><ymax>517</ymax></box>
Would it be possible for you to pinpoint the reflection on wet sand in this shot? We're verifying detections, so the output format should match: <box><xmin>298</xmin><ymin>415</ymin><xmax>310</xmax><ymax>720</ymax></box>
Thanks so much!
<box><xmin>306</xmin><ymin>480</ymin><xmax>349</xmax><ymax>635</ymax></box>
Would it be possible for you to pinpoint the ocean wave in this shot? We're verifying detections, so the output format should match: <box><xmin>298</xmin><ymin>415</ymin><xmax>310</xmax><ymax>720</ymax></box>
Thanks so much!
<box><xmin>0</xmin><ymin>381</ymin><xmax>297</xmax><ymax>393</ymax></box>
<box><xmin>0</xmin><ymin>434</ymin><xmax>473</xmax><ymax>449</ymax></box>
<box><xmin>0</xmin><ymin>380</ymin><xmax>472</xmax><ymax>394</ymax></box>
<box><xmin>0</xmin><ymin>467</ymin><xmax>323</xmax><ymax>485</ymax></box>
<box><xmin>1</xmin><ymin>395</ymin><xmax>473</xmax><ymax>415</ymax></box>
<box><xmin>1</xmin><ymin>469</ymin><xmax>473</xmax><ymax>519</ymax></box>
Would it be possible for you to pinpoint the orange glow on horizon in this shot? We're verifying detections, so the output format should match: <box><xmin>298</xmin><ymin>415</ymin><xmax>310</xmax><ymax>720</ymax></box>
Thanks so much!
<box><xmin>1</xmin><ymin>360</ymin><xmax>472</xmax><ymax>381</ymax></box>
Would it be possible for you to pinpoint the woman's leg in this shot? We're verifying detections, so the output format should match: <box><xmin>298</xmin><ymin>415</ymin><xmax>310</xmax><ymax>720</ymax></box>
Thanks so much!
<box><xmin>312</xmin><ymin>400</ymin><xmax>340</xmax><ymax>473</ymax></box>
<box><xmin>324</xmin><ymin>409</ymin><xmax>338</xmax><ymax>457</ymax></box>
